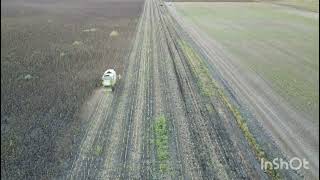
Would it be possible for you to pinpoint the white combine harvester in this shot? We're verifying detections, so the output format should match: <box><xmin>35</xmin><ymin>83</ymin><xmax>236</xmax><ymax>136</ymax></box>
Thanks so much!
<box><xmin>102</xmin><ymin>69</ymin><xmax>117</xmax><ymax>91</ymax></box>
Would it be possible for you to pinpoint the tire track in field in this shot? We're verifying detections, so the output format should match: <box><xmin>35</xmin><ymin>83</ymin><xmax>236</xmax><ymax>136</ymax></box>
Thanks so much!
<box><xmin>140</xmin><ymin>0</ymin><xmax>155</xmax><ymax>178</ymax></box>
<box><xmin>68</xmin><ymin>90</ymin><xmax>113</xmax><ymax>179</ymax></box>
<box><xmin>156</xmin><ymin>2</ymin><xmax>230</xmax><ymax>178</ymax></box>
<box><xmin>150</xmin><ymin>0</ymin><xmax>191</xmax><ymax>178</ymax></box>
<box><xmin>98</xmin><ymin>0</ymin><xmax>152</xmax><ymax>177</ymax></box>
<box><xmin>157</xmin><ymin>1</ymin><xmax>269</xmax><ymax>179</ymax></box>
<box><xmin>153</xmin><ymin>0</ymin><xmax>204</xmax><ymax>178</ymax></box>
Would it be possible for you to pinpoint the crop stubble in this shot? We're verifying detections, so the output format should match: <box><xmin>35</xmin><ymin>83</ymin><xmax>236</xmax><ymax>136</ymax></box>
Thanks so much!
<box><xmin>66</xmin><ymin>0</ymin><xmax>297</xmax><ymax>179</ymax></box>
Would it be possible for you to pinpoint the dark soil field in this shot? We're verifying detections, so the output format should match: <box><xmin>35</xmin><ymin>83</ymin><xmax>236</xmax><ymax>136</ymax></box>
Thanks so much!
<box><xmin>1</xmin><ymin>0</ymin><xmax>143</xmax><ymax>178</ymax></box>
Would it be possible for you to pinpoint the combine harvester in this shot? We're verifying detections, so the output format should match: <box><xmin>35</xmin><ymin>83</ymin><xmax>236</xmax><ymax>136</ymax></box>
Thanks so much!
<box><xmin>102</xmin><ymin>69</ymin><xmax>117</xmax><ymax>91</ymax></box>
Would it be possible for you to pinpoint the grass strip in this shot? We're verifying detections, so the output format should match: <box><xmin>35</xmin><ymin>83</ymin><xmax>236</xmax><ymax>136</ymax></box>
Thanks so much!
<box><xmin>178</xmin><ymin>39</ymin><xmax>281</xmax><ymax>179</ymax></box>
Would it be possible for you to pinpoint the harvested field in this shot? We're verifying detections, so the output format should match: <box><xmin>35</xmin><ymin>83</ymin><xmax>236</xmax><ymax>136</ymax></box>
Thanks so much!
<box><xmin>66</xmin><ymin>0</ymin><xmax>300</xmax><ymax>179</ymax></box>
<box><xmin>1</xmin><ymin>0</ymin><xmax>143</xmax><ymax>178</ymax></box>
<box><xmin>67</xmin><ymin>0</ymin><xmax>267</xmax><ymax>178</ymax></box>
<box><xmin>1</xmin><ymin>0</ymin><xmax>317</xmax><ymax>179</ymax></box>
<box><xmin>170</xmin><ymin>2</ymin><xmax>319</xmax><ymax>179</ymax></box>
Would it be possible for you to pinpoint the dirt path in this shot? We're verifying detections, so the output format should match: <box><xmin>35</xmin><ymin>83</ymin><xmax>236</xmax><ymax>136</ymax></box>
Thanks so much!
<box><xmin>65</xmin><ymin>0</ymin><xmax>302</xmax><ymax>179</ymax></box>
<box><xmin>168</xmin><ymin>4</ymin><xmax>318</xmax><ymax>179</ymax></box>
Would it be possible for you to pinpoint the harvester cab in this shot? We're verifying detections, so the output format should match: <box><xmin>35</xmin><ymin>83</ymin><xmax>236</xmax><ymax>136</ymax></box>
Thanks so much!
<box><xmin>102</xmin><ymin>69</ymin><xmax>117</xmax><ymax>91</ymax></box>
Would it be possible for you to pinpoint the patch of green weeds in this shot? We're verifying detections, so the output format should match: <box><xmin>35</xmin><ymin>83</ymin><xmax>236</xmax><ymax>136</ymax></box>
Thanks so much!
<box><xmin>94</xmin><ymin>145</ymin><xmax>103</xmax><ymax>156</ymax></box>
<box><xmin>154</xmin><ymin>115</ymin><xmax>170</xmax><ymax>174</ymax></box>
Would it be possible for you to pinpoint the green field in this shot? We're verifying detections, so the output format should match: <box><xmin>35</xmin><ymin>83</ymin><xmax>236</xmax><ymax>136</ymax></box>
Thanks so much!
<box><xmin>276</xmin><ymin>0</ymin><xmax>319</xmax><ymax>12</ymax></box>
<box><xmin>174</xmin><ymin>2</ymin><xmax>319</xmax><ymax>120</ymax></box>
